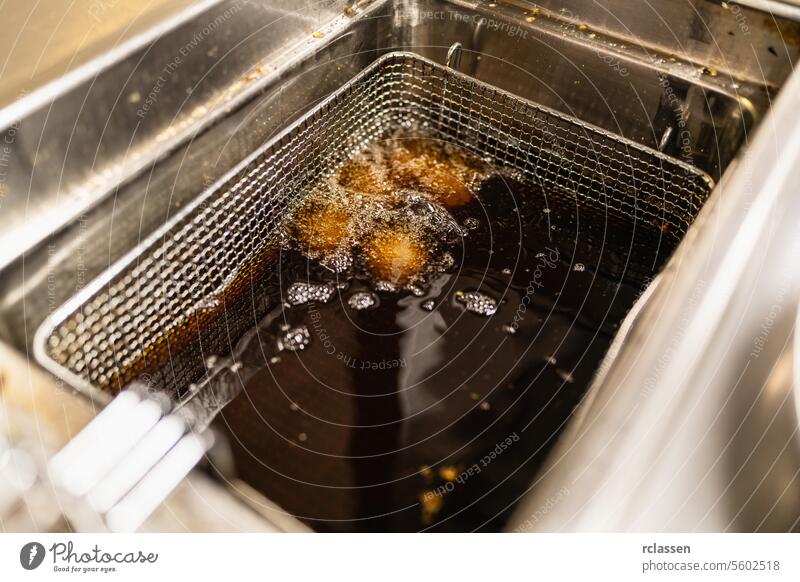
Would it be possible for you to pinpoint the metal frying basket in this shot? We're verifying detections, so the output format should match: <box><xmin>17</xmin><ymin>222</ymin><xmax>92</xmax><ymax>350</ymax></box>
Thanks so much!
<box><xmin>34</xmin><ymin>51</ymin><xmax>714</xmax><ymax>399</ymax></box>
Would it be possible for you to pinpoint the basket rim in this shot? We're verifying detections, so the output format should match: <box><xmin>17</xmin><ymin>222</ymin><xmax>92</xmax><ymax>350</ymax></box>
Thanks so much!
<box><xmin>33</xmin><ymin>49</ymin><xmax>715</xmax><ymax>399</ymax></box>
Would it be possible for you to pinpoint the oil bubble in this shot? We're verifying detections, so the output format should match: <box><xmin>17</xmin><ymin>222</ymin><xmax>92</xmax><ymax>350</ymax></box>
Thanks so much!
<box><xmin>286</xmin><ymin>282</ymin><xmax>336</xmax><ymax>306</ymax></box>
<box><xmin>455</xmin><ymin>290</ymin><xmax>498</xmax><ymax>316</ymax></box>
<box><xmin>277</xmin><ymin>325</ymin><xmax>311</xmax><ymax>351</ymax></box>
<box><xmin>348</xmin><ymin>291</ymin><xmax>378</xmax><ymax>310</ymax></box>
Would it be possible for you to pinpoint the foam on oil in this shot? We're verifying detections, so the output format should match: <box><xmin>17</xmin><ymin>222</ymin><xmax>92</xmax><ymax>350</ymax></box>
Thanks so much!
<box><xmin>285</xmin><ymin>133</ymin><xmax>487</xmax><ymax>286</ymax></box>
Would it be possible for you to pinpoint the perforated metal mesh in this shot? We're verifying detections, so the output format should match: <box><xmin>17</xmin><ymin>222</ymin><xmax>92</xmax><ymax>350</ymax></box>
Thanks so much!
<box><xmin>37</xmin><ymin>52</ymin><xmax>713</xmax><ymax>396</ymax></box>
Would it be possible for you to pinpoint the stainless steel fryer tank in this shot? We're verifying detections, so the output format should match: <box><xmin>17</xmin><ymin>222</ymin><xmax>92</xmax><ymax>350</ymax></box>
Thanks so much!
<box><xmin>34</xmin><ymin>51</ymin><xmax>712</xmax><ymax>400</ymax></box>
<box><xmin>1</xmin><ymin>0</ymin><xmax>798</xmax><ymax>533</ymax></box>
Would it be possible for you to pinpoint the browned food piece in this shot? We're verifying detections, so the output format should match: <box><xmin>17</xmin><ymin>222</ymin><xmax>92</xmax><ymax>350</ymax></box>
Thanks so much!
<box><xmin>419</xmin><ymin>490</ymin><xmax>444</xmax><ymax>525</ymax></box>
<box><xmin>289</xmin><ymin>201</ymin><xmax>352</xmax><ymax>254</ymax></box>
<box><xmin>415</xmin><ymin>162</ymin><xmax>472</xmax><ymax>207</ymax></box>
<box><xmin>337</xmin><ymin>158</ymin><xmax>393</xmax><ymax>197</ymax></box>
<box><xmin>365</xmin><ymin>228</ymin><xmax>429</xmax><ymax>283</ymax></box>
<box><xmin>387</xmin><ymin>140</ymin><xmax>475</xmax><ymax>207</ymax></box>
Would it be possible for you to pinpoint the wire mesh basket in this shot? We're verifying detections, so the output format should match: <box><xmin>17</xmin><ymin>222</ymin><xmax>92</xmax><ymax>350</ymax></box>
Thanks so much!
<box><xmin>34</xmin><ymin>51</ymin><xmax>714</xmax><ymax>398</ymax></box>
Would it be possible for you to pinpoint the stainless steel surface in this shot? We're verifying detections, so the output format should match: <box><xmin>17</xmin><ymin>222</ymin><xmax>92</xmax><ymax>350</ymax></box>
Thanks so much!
<box><xmin>2</xmin><ymin>0</ymin><xmax>800</xmax><ymax>533</ymax></box>
<box><xmin>396</xmin><ymin>0</ymin><xmax>778</xmax><ymax>177</ymax></box>
<box><xmin>510</xmin><ymin>63</ymin><xmax>800</xmax><ymax>532</ymax></box>
<box><xmin>0</xmin><ymin>340</ymin><xmax>288</xmax><ymax>533</ymax></box>
<box><xmin>0</xmin><ymin>0</ymin><xmax>205</xmax><ymax>111</ymax></box>
<box><xmin>48</xmin><ymin>358</ymin><xmax>242</xmax><ymax>532</ymax></box>
<box><xmin>0</xmin><ymin>0</ymin><xmax>390</xmax><ymax>356</ymax></box>
<box><xmin>0</xmin><ymin>0</ymin><xmax>782</xmax><ymax>355</ymax></box>
<box><xmin>48</xmin><ymin>388</ymin><xmax>209</xmax><ymax>531</ymax></box>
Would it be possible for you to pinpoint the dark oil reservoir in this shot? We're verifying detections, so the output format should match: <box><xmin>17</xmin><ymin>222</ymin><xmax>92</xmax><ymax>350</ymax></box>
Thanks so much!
<box><xmin>214</xmin><ymin>134</ymin><xmax>672</xmax><ymax>532</ymax></box>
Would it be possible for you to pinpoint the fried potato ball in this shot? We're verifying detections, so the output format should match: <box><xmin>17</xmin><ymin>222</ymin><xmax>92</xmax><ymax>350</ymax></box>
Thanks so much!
<box><xmin>387</xmin><ymin>140</ymin><xmax>475</xmax><ymax>207</ymax></box>
<box><xmin>365</xmin><ymin>227</ymin><xmax>429</xmax><ymax>283</ymax></box>
<box><xmin>290</xmin><ymin>201</ymin><xmax>352</xmax><ymax>254</ymax></box>
<box><xmin>337</xmin><ymin>158</ymin><xmax>393</xmax><ymax>198</ymax></box>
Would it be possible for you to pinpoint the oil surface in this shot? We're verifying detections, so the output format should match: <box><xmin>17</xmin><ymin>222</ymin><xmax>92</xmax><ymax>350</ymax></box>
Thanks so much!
<box><xmin>215</xmin><ymin>134</ymin><xmax>673</xmax><ymax>532</ymax></box>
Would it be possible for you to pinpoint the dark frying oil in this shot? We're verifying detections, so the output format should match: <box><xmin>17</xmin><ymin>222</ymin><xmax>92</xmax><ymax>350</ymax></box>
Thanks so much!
<box><xmin>214</xmin><ymin>138</ymin><xmax>673</xmax><ymax>532</ymax></box>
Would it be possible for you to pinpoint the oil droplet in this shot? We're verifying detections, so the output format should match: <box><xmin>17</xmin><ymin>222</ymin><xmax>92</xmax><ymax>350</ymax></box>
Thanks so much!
<box><xmin>289</xmin><ymin>402</ymin><xmax>300</xmax><ymax>412</ymax></box>
<box><xmin>578</xmin><ymin>24</ymin><xmax>589</xmax><ymax>32</ymax></box>
<box><xmin>348</xmin><ymin>291</ymin><xmax>378</xmax><ymax>310</ymax></box>
<box><xmin>278</xmin><ymin>325</ymin><xmax>311</xmax><ymax>352</ymax></box>
<box><xmin>269</xmin><ymin>356</ymin><xmax>281</xmax><ymax>364</ymax></box>
<box><xmin>469</xmin><ymin>391</ymin><xmax>480</xmax><ymax>400</ymax></box>
<box><xmin>298</xmin><ymin>432</ymin><xmax>308</xmax><ymax>441</ymax></box>
<box><xmin>419</xmin><ymin>465</ymin><xmax>433</xmax><ymax>480</ymax></box>
<box><xmin>312</xmin><ymin>31</ymin><xmax>324</xmax><ymax>39</ymax></box>
<box><xmin>456</xmin><ymin>290</ymin><xmax>498</xmax><ymax>316</ymax></box>
<box><xmin>703</xmin><ymin>66</ymin><xmax>718</xmax><ymax>77</ymax></box>
<box><xmin>441</xmin><ymin>252</ymin><xmax>455</xmax><ymax>267</ymax></box>
<box><xmin>546</xmin><ymin>355</ymin><xmax>557</xmax><ymax>365</ymax></box>
<box><xmin>479</xmin><ymin>401</ymin><xmax>491</xmax><ymax>411</ymax></box>
<box><xmin>573</xmin><ymin>263</ymin><xmax>586</xmax><ymax>272</ymax></box>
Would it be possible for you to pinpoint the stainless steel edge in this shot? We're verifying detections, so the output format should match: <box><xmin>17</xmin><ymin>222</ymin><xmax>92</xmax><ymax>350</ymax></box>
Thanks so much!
<box><xmin>732</xmin><ymin>0</ymin><xmax>800</xmax><ymax>20</ymax></box>
<box><xmin>31</xmin><ymin>49</ymin><xmax>402</xmax><ymax>397</ymax></box>
<box><xmin>0</xmin><ymin>0</ymin><xmax>224</xmax><ymax>132</ymax></box>
<box><xmin>510</xmin><ymin>62</ymin><xmax>800</xmax><ymax>533</ymax></box>
<box><xmin>32</xmin><ymin>48</ymin><xmax>714</xmax><ymax>400</ymax></box>
<box><xmin>0</xmin><ymin>0</ymin><xmax>371</xmax><ymax>272</ymax></box>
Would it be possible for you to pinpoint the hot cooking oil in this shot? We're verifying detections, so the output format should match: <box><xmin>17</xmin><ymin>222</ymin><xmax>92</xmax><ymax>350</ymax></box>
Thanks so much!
<box><xmin>214</xmin><ymin>132</ymin><xmax>673</xmax><ymax>532</ymax></box>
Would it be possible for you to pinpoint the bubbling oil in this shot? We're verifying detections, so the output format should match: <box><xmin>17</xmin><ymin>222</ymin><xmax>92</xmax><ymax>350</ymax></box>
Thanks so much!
<box><xmin>284</xmin><ymin>132</ymin><xmax>489</xmax><ymax>285</ymax></box>
<box><xmin>215</xmin><ymin>133</ymin><xmax>675</xmax><ymax>532</ymax></box>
